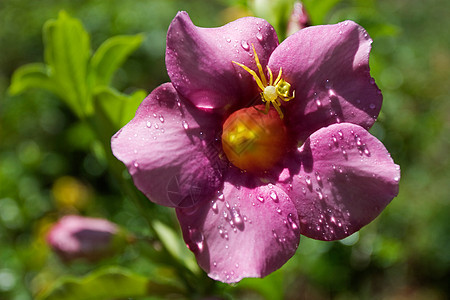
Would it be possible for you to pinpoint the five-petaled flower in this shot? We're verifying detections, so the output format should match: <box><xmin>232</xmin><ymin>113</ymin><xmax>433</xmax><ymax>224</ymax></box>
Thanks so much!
<box><xmin>111</xmin><ymin>11</ymin><xmax>400</xmax><ymax>283</ymax></box>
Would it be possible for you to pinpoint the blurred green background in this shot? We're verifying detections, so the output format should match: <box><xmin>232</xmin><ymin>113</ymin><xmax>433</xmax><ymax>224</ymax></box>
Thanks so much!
<box><xmin>0</xmin><ymin>0</ymin><xmax>449</xmax><ymax>299</ymax></box>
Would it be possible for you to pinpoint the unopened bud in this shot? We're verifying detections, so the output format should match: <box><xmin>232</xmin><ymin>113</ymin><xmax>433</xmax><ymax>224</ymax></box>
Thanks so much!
<box><xmin>286</xmin><ymin>1</ymin><xmax>311</xmax><ymax>36</ymax></box>
<box><xmin>46</xmin><ymin>215</ymin><xmax>129</xmax><ymax>262</ymax></box>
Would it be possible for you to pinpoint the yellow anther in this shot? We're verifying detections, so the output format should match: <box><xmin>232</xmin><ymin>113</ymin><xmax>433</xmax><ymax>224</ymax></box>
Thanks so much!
<box><xmin>232</xmin><ymin>44</ymin><xmax>295</xmax><ymax>119</ymax></box>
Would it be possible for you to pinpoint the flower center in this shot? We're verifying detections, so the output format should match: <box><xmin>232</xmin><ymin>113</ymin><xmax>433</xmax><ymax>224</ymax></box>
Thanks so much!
<box><xmin>232</xmin><ymin>44</ymin><xmax>295</xmax><ymax>119</ymax></box>
<box><xmin>222</xmin><ymin>105</ymin><xmax>289</xmax><ymax>173</ymax></box>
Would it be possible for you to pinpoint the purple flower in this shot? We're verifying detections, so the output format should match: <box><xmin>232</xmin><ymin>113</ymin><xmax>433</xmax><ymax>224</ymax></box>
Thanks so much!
<box><xmin>111</xmin><ymin>12</ymin><xmax>400</xmax><ymax>283</ymax></box>
<box><xmin>46</xmin><ymin>215</ymin><xmax>125</xmax><ymax>262</ymax></box>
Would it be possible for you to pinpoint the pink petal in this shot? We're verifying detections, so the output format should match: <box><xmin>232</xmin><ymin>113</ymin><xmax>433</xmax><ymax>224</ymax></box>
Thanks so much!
<box><xmin>111</xmin><ymin>83</ymin><xmax>225</xmax><ymax>208</ymax></box>
<box><xmin>176</xmin><ymin>170</ymin><xmax>300</xmax><ymax>283</ymax></box>
<box><xmin>279</xmin><ymin>123</ymin><xmax>400</xmax><ymax>241</ymax></box>
<box><xmin>166</xmin><ymin>11</ymin><xmax>279</xmax><ymax>113</ymax></box>
<box><xmin>268</xmin><ymin>21</ymin><xmax>382</xmax><ymax>141</ymax></box>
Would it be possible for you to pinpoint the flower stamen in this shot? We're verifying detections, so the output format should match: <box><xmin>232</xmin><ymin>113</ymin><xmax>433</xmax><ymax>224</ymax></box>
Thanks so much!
<box><xmin>232</xmin><ymin>44</ymin><xmax>295</xmax><ymax>119</ymax></box>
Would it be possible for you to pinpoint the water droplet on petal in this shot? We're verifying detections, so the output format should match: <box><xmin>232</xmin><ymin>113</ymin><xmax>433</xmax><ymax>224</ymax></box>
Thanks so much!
<box><xmin>146</xmin><ymin>121</ymin><xmax>152</xmax><ymax>128</ymax></box>
<box><xmin>133</xmin><ymin>161</ymin><xmax>139</xmax><ymax>168</ymax></box>
<box><xmin>325</xmin><ymin>79</ymin><xmax>332</xmax><ymax>89</ymax></box>
<box><xmin>226</xmin><ymin>38</ymin><xmax>231</xmax><ymax>43</ymax></box>
<box><xmin>272</xmin><ymin>229</ymin><xmax>278</xmax><ymax>239</ymax></box>
<box><xmin>211</xmin><ymin>201</ymin><xmax>218</xmax><ymax>213</ymax></box>
<box><xmin>394</xmin><ymin>176</ymin><xmax>400</xmax><ymax>182</ymax></box>
<box><xmin>189</xmin><ymin>228</ymin><xmax>204</xmax><ymax>252</ymax></box>
<box><xmin>269</xmin><ymin>190</ymin><xmax>278</xmax><ymax>202</ymax></box>
<box><xmin>240</xmin><ymin>40</ymin><xmax>250</xmax><ymax>51</ymax></box>
<box><xmin>287</xmin><ymin>213</ymin><xmax>298</xmax><ymax>230</ymax></box>
<box><xmin>231</xmin><ymin>207</ymin><xmax>243</xmax><ymax>227</ymax></box>
<box><xmin>276</xmin><ymin>207</ymin><xmax>282</xmax><ymax>214</ymax></box>
<box><xmin>305</xmin><ymin>176</ymin><xmax>312</xmax><ymax>189</ymax></box>
<box><xmin>256</xmin><ymin>32</ymin><xmax>263</xmax><ymax>41</ymax></box>
<box><xmin>331</xmin><ymin>134</ymin><xmax>338</xmax><ymax>146</ymax></box>
<box><xmin>370</xmin><ymin>103</ymin><xmax>376</xmax><ymax>110</ymax></box>
<box><xmin>315</xmin><ymin>171</ymin><xmax>322</xmax><ymax>185</ymax></box>
<box><xmin>338</xmin><ymin>130</ymin><xmax>344</xmax><ymax>139</ymax></box>
<box><xmin>182</xmin><ymin>120</ymin><xmax>189</xmax><ymax>130</ymax></box>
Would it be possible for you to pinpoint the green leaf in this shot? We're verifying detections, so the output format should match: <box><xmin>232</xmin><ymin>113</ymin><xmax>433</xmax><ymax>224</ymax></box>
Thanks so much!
<box><xmin>91</xmin><ymin>34</ymin><xmax>144</xmax><ymax>86</ymax></box>
<box><xmin>302</xmin><ymin>0</ymin><xmax>342</xmax><ymax>25</ymax></box>
<box><xmin>8</xmin><ymin>63</ymin><xmax>60</xmax><ymax>96</ymax></box>
<box><xmin>43</xmin><ymin>11</ymin><xmax>91</xmax><ymax>117</ymax></box>
<box><xmin>93</xmin><ymin>86</ymin><xmax>146</xmax><ymax>130</ymax></box>
<box><xmin>37</xmin><ymin>266</ymin><xmax>184</xmax><ymax>300</ymax></box>
<box><xmin>152</xmin><ymin>220</ymin><xmax>200</xmax><ymax>275</ymax></box>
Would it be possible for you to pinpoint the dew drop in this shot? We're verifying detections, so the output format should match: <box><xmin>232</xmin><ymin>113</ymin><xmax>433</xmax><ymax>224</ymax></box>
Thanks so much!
<box><xmin>257</xmin><ymin>195</ymin><xmax>264</xmax><ymax>202</ymax></box>
<box><xmin>325</xmin><ymin>79</ymin><xmax>332</xmax><ymax>89</ymax></box>
<box><xmin>315</xmin><ymin>171</ymin><xmax>322</xmax><ymax>185</ymax></box>
<box><xmin>182</xmin><ymin>120</ymin><xmax>189</xmax><ymax>130</ymax></box>
<box><xmin>146</xmin><ymin>121</ymin><xmax>152</xmax><ymax>128</ymax></box>
<box><xmin>355</xmin><ymin>134</ymin><xmax>362</xmax><ymax>146</ymax></box>
<box><xmin>302</xmin><ymin>187</ymin><xmax>307</xmax><ymax>195</ymax></box>
<box><xmin>272</xmin><ymin>229</ymin><xmax>278</xmax><ymax>239</ymax></box>
<box><xmin>256</xmin><ymin>32</ymin><xmax>263</xmax><ymax>41</ymax></box>
<box><xmin>189</xmin><ymin>228</ymin><xmax>204</xmax><ymax>252</ymax></box>
<box><xmin>316</xmin><ymin>188</ymin><xmax>323</xmax><ymax>200</ymax></box>
<box><xmin>394</xmin><ymin>176</ymin><xmax>400</xmax><ymax>182</ymax></box>
<box><xmin>287</xmin><ymin>213</ymin><xmax>299</xmax><ymax>230</ymax></box>
<box><xmin>154</xmin><ymin>123</ymin><xmax>159</xmax><ymax>129</ymax></box>
<box><xmin>231</xmin><ymin>207</ymin><xmax>243</xmax><ymax>227</ymax></box>
<box><xmin>152</xmin><ymin>113</ymin><xmax>157</xmax><ymax>118</ymax></box>
<box><xmin>338</xmin><ymin>130</ymin><xmax>344</xmax><ymax>139</ymax></box>
<box><xmin>276</xmin><ymin>207</ymin><xmax>282</xmax><ymax>214</ymax></box>
<box><xmin>331</xmin><ymin>134</ymin><xmax>338</xmax><ymax>146</ymax></box>
<box><xmin>211</xmin><ymin>201</ymin><xmax>218</xmax><ymax>213</ymax></box>
<box><xmin>370</xmin><ymin>103</ymin><xmax>376</xmax><ymax>110</ymax></box>
<box><xmin>305</xmin><ymin>175</ymin><xmax>312</xmax><ymax>189</ymax></box>
<box><xmin>133</xmin><ymin>161</ymin><xmax>139</xmax><ymax>168</ymax></box>
<box><xmin>240</xmin><ymin>40</ymin><xmax>250</xmax><ymax>51</ymax></box>
<box><xmin>269</xmin><ymin>190</ymin><xmax>278</xmax><ymax>202</ymax></box>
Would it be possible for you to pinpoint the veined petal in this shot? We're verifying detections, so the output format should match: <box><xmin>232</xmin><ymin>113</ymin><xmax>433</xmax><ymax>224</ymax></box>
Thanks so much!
<box><xmin>279</xmin><ymin>123</ymin><xmax>399</xmax><ymax>241</ymax></box>
<box><xmin>111</xmin><ymin>83</ymin><xmax>225</xmax><ymax>208</ymax></box>
<box><xmin>268</xmin><ymin>21</ymin><xmax>382</xmax><ymax>141</ymax></box>
<box><xmin>176</xmin><ymin>170</ymin><xmax>300</xmax><ymax>283</ymax></box>
<box><xmin>166</xmin><ymin>11</ymin><xmax>279</xmax><ymax>113</ymax></box>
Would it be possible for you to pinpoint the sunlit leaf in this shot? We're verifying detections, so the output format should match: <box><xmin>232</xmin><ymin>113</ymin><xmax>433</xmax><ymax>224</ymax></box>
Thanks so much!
<box><xmin>93</xmin><ymin>86</ymin><xmax>146</xmax><ymax>130</ymax></box>
<box><xmin>43</xmin><ymin>11</ymin><xmax>91</xmax><ymax>116</ymax></box>
<box><xmin>8</xmin><ymin>63</ymin><xmax>60</xmax><ymax>97</ymax></box>
<box><xmin>37</xmin><ymin>266</ymin><xmax>184</xmax><ymax>300</ymax></box>
<box><xmin>302</xmin><ymin>0</ymin><xmax>342</xmax><ymax>25</ymax></box>
<box><xmin>153</xmin><ymin>220</ymin><xmax>200</xmax><ymax>274</ymax></box>
<box><xmin>91</xmin><ymin>34</ymin><xmax>144</xmax><ymax>86</ymax></box>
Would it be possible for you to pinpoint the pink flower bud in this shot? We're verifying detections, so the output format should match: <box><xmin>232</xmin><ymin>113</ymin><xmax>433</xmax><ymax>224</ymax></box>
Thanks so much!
<box><xmin>46</xmin><ymin>215</ymin><xmax>126</xmax><ymax>262</ymax></box>
<box><xmin>286</xmin><ymin>1</ymin><xmax>311</xmax><ymax>36</ymax></box>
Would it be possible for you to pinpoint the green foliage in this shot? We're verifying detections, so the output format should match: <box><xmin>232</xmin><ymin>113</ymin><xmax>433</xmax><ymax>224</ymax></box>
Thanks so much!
<box><xmin>91</xmin><ymin>34</ymin><xmax>144</xmax><ymax>87</ymax></box>
<box><xmin>9</xmin><ymin>10</ymin><xmax>144</xmax><ymax>121</ymax></box>
<box><xmin>37</xmin><ymin>266</ymin><xmax>184</xmax><ymax>300</ymax></box>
